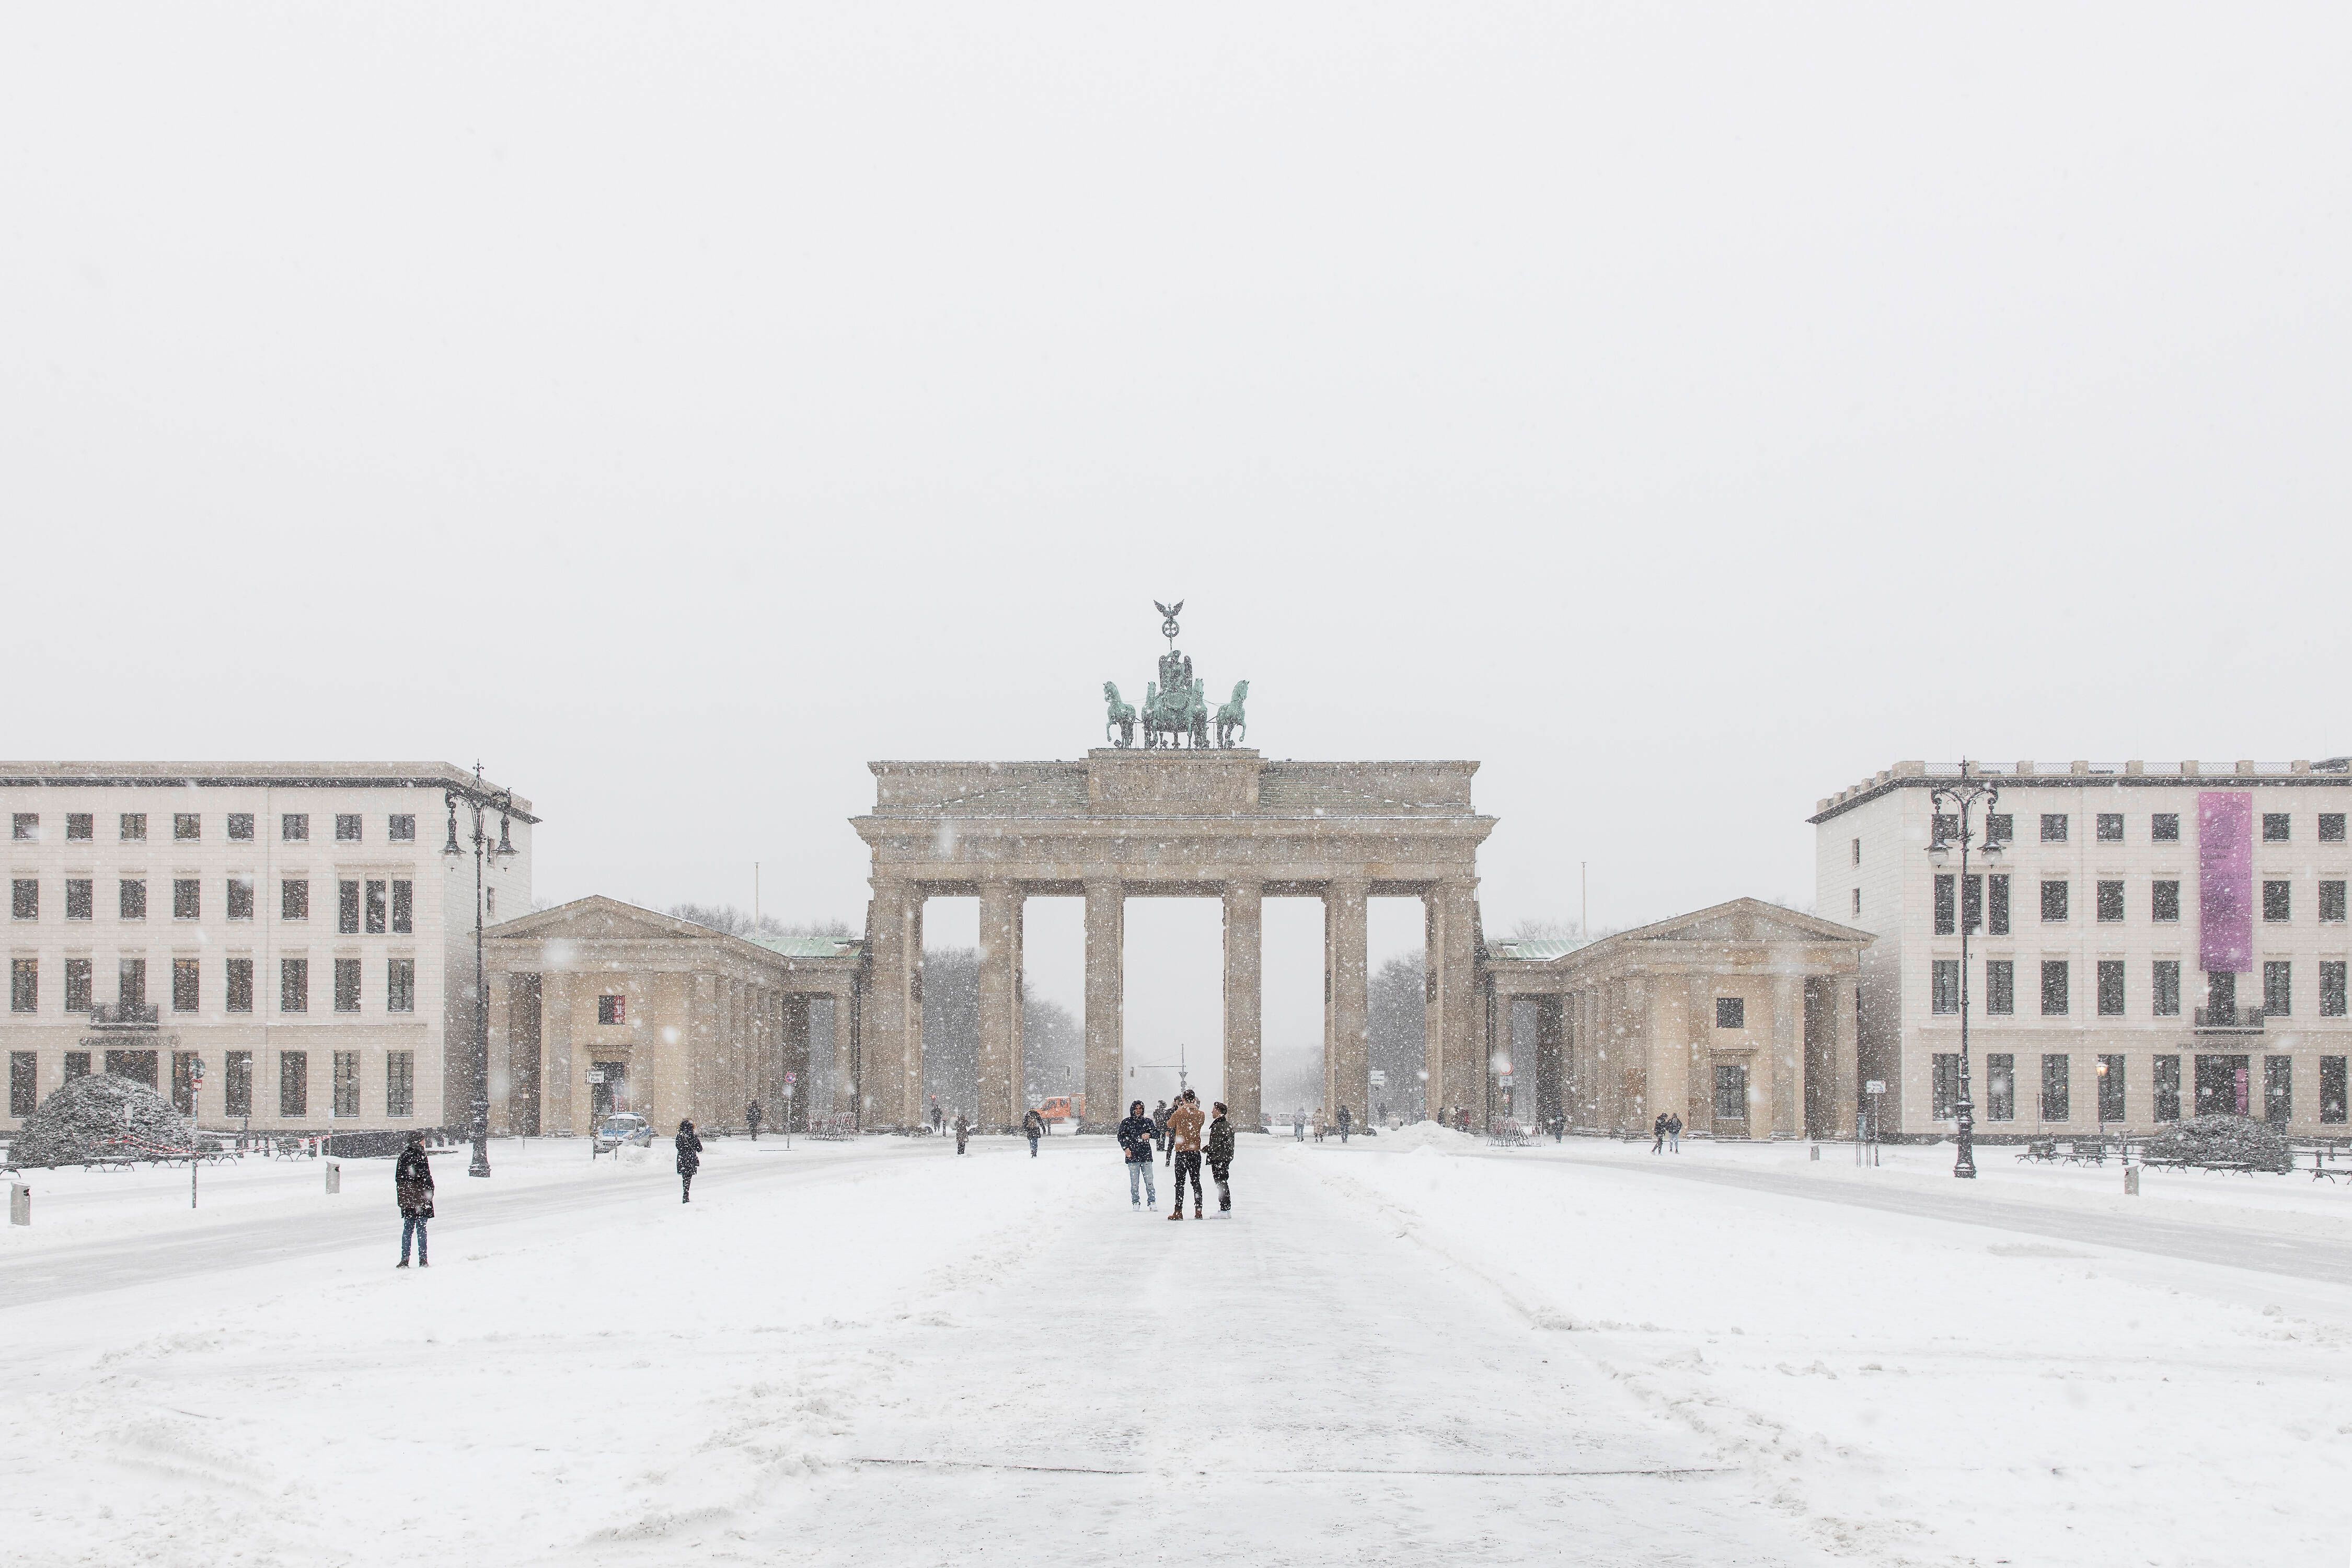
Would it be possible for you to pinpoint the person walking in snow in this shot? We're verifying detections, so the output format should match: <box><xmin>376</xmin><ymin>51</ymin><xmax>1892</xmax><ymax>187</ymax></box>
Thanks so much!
<box><xmin>953</xmin><ymin>1110</ymin><xmax>971</xmax><ymax>1155</ymax></box>
<box><xmin>1152</xmin><ymin>1099</ymin><xmax>1172</xmax><ymax>1161</ymax></box>
<box><xmin>1313</xmin><ymin>1106</ymin><xmax>1325</xmax><ymax>1143</ymax></box>
<box><xmin>1651</xmin><ymin>1111</ymin><xmax>1667</xmax><ymax>1154</ymax></box>
<box><xmin>1205</xmin><ymin>1101</ymin><xmax>1237</xmax><ymax>1215</ymax></box>
<box><xmin>1166</xmin><ymin>1089</ymin><xmax>1206</xmax><ymax>1219</ymax></box>
<box><xmin>1337</xmin><ymin>1104</ymin><xmax>1353</xmax><ymax>1144</ymax></box>
<box><xmin>676</xmin><ymin>1118</ymin><xmax>704</xmax><ymax>1202</ymax></box>
<box><xmin>1119</xmin><ymin>1099</ymin><xmax>1159</xmax><ymax>1208</ymax></box>
<box><xmin>746</xmin><ymin>1100</ymin><xmax>762</xmax><ymax>1142</ymax></box>
<box><xmin>395</xmin><ymin>1129</ymin><xmax>434</xmax><ymax>1268</ymax></box>
<box><xmin>1022</xmin><ymin>1106</ymin><xmax>1045</xmax><ymax>1157</ymax></box>
<box><xmin>1666</xmin><ymin>1112</ymin><xmax>1682</xmax><ymax>1152</ymax></box>
<box><xmin>931</xmin><ymin>1097</ymin><xmax>944</xmax><ymax>1135</ymax></box>
<box><xmin>1295</xmin><ymin>1105</ymin><xmax>1306</xmax><ymax>1142</ymax></box>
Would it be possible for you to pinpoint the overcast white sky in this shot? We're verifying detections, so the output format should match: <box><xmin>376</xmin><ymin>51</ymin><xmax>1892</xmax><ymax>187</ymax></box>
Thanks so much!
<box><xmin>6</xmin><ymin>5</ymin><xmax>2348</xmax><ymax>1102</ymax></box>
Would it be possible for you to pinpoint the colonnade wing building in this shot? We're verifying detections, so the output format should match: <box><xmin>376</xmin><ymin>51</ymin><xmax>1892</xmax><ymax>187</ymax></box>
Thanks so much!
<box><xmin>1817</xmin><ymin>758</ymin><xmax>2352</xmax><ymax>1138</ymax></box>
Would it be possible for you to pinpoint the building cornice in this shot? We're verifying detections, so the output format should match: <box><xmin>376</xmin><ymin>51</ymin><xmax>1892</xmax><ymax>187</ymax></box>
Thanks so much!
<box><xmin>0</xmin><ymin>762</ymin><xmax>538</xmax><ymax>822</ymax></box>
<box><xmin>1809</xmin><ymin>762</ymin><xmax>2348</xmax><ymax>826</ymax></box>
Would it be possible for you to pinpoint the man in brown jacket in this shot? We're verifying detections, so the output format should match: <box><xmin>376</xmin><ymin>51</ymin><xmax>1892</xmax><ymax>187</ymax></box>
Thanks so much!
<box><xmin>1165</xmin><ymin>1089</ymin><xmax>1206</xmax><ymax>1219</ymax></box>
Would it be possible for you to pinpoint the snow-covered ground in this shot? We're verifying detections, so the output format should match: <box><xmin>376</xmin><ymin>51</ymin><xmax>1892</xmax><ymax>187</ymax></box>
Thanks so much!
<box><xmin>3</xmin><ymin>1129</ymin><xmax>2346</xmax><ymax>1565</ymax></box>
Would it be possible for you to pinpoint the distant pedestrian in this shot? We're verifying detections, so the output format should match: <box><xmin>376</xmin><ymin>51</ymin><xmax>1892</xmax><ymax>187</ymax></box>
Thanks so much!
<box><xmin>395</xmin><ymin>1130</ymin><xmax>433</xmax><ymax>1268</ymax></box>
<box><xmin>1022</xmin><ymin>1107</ymin><xmax>1045</xmax><ymax>1157</ymax></box>
<box><xmin>954</xmin><ymin>1111</ymin><xmax>970</xmax><ymax>1155</ymax></box>
<box><xmin>1294</xmin><ymin>1106</ymin><xmax>1306</xmax><ymax>1142</ymax></box>
<box><xmin>1313</xmin><ymin>1106</ymin><xmax>1325</xmax><ymax>1143</ymax></box>
<box><xmin>747</xmin><ymin>1100</ymin><xmax>762</xmax><ymax>1142</ymax></box>
<box><xmin>1651</xmin><ymin>1112</ymin><xmax>1667</xmax><ymax>1155</ymax></box>
<box><xmin>1167</xmin><ymin>1090</ymin><xmax>1206</xmax><ymax>1220</ymax></box>
<box><xmin>1338</xmin><ymin>1104</ymin><xmax>1353</xmax><ymax>1144</ymax></box>
<box><xmin>676</xmin><ymin>1119</ymin><xmax>703</xmax><ymax>1202</ymax></box>
<box><xmin>1119</xmin><ymin>1099</ymin><xmax>1158</xmax><ymax>1208</ymax></box>
<box><xmin>1206</xmin><ymin>1101</ymin><xmax>1236</xmax><ymax>1215</ymax></box>
<box><xmin>1666</xmin><ymin>1113</ymin><xmax>1682</xmax><ymax>1153</ymax></box>
<box><xmin>1153</xmin><ymin>1099</ymin><xmax>1172</xmax><ymax>1161</ymax></box>
<box><xmin>931</xmin><ymin>1097</ymin><xmax>944</xmax><ymax>1135</ymax></box>
<box><xmin>1550</xmin><ymin>1112</ymin><xmax>1565</xmax><ymax>1143</ymax></box>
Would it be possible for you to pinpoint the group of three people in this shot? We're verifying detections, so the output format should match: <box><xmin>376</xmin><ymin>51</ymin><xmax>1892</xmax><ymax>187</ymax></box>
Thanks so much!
<box><xmin>1119</xmin><ymin>1090</ymin><xmax>1235</xmax><ymax>1218</ymax></box>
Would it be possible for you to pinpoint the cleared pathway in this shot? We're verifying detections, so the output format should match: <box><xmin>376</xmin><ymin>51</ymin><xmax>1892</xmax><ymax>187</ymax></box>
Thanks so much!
<box><xmin>725</xmin><ymin>1144</ymin><xmax>1830</xmax><ymax>1568</ymax></box>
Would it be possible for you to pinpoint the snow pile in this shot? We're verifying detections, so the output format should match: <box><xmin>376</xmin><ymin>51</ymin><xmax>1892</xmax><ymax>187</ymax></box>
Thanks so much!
<box><xmin>11</xmin><ymin>1074</ymin><xmax>195</xmax><ymax>1167</ymax></box>
<box><xmin>2142</xmin><ymin>1113</ymin><xmax>2293</xmax><ymax>1171</ymax></box>
<box><xmin>1377</xmin><ymin>1120</ymin><xmax>1480</xmax><ymax>1152</ymax></box>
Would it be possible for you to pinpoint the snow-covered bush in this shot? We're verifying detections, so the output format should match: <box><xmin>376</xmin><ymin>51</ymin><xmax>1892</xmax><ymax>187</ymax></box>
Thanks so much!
<box><xmin>11</xmin><ymin>1074</ymin><xmax>195</xmax><ymax>1166</ymax></box>
<box><xmin>2141</xmin><ymin>1114</ymin><xmax>2291</xmax><ymax>1172</ymax></box>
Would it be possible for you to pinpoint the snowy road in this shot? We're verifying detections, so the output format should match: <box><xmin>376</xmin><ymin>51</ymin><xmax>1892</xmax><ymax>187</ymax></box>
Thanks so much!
<box><xmin>733</xmin><ymin>1142</ymin><xmax>1826</xmax><ymax>1568</ymax></box>
<box><xmin>1497</xmin><ymin>1145</ymin><xmax>2352</xmax><ymax>1287</ymax></box>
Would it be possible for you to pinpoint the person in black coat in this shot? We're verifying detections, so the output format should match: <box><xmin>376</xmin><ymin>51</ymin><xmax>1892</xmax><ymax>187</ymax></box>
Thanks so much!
<box><xmin>1117</xmin><ymin>1100</ymin><xmax>1159</xmax><ymax>1208</ymax></box>
<box><xmin>747</xmin><ymin>1100</ymin><xmax>762</xmax><ymax>1142</ymax></box>
<box><xmin>395</xmin><ymin>1130</ymin><xmax>434</xmax><ymax>1268</ymax></box>
<box><xmin>676</xmin><ymin>1119</ymin><xmax>704</xmax><ymax>1202</ymax></box>
<box><xmin>1205</xmin><ymin>1101</ymin><xmax>1237</xmax><ymax>1215</ymax></box>
<box><xmin>1022</xmin><ymin>1107</ymin><xmax>1045</xmax><ymax>1157</ymax></box>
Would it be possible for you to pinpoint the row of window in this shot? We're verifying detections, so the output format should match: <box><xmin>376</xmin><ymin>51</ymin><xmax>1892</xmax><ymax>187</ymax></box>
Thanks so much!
<box><xmin>6</xmin><ymin>1047</ymin><xmax>414</xmax><ymax>1119</ymax></box>
<box><xmin>8</xmin><ymin>956</ymin><xmax>417</xmax><ymax>1015</ymax></box>
<box><xmin>11</xmin><ymin>877</ymin><xmax>418</xmax><ymax>931</ymax></box>
<box><xmin>1929</xmin><ymin>873</ymin><xmax>2348</xmax><ymax>933</ymax></box>
<box><xmin>1855</xmin><ymin>811</ymin><xmax>2352</xmax><ymax>868</ymax></box>
<box><xmin>1929</xmin><ymin>957</ymin><xmax>2335</xmax><ymax>1019</ymax></box>
<box><xmin>10</xmin><ymin>811</ymin><xmax>420</xmax><ymax>845</ymax></box>
<box><xmin>1928</xmin><ymin>1052</ymin><xmax>2348</xmax><ymax>1124</ymax></box>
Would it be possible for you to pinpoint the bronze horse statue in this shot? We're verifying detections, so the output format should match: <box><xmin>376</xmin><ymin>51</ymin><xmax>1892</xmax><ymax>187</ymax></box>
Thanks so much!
<box><xmin>1214</xmin><ymin>680</ymin><xmax>1248</xmax><ymax>748</ymax></box>
<box><xmin>1103</xmin><ymin>682</ymin><xmax>1137</xmax><ymax>748</ymax></box>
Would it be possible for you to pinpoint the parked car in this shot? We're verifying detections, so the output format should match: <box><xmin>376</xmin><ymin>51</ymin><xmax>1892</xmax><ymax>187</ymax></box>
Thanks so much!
<box><xmin>593</xmin><ymin>1113</ymin><xmax>653</xmax><ymax>1155</ymax></box>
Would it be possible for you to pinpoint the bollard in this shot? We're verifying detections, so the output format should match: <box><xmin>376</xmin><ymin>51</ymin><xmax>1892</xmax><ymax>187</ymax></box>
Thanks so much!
<box><xmin>1810</xmin><ymin>1145</ymin><xmax>1820</xmax><ymax>1161</ymax></box>
<box><xmin>325</xmin><ymin>1161</ymin><xmax>341</xmax><ymax>1195</ymax></box>
<box><xmin>9</xmin><ymin>1183</ymin><xmax>28</xmax><ymax>1226</ymax></box>
<box><xmin>2124</xmin><ymin>1165</ymin><xmax>2140</xmax><ymax>1196</ymax></box>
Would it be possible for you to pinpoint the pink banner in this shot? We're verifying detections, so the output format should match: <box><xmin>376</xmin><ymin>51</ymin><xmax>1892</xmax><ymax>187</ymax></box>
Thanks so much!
<box><xmin>2198</xmin><ymin>791</ymin><xmax>2252</xmax><ymax>974</ymax></box>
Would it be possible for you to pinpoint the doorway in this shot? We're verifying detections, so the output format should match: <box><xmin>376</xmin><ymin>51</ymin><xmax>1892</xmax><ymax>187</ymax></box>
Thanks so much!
<box><xmin>1713</xmin><ymin>1061</ymin><xmax>1750</xmax><ymax>1137</ymax></box>
<box><xmin>2194</xmin><ymin>1054</ymin><xmax>2250</xmax><ymax>1116</ymax></box>
<box><xmin>591</xmin><ymin>1060</ymin><xmax>631</xmax><ymax>1120</ymax></box>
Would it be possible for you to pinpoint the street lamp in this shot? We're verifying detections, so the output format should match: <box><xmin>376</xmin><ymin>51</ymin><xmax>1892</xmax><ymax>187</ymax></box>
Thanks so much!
<box><xmin>1927</xmin><ymin>762</ymin><xmax>2002</xmax><ymax>1180</ymax></box>
<box><xmin>444</xmin><ymin>763</ymin><xmax>520</xmax><ymax>1178</ymax></box>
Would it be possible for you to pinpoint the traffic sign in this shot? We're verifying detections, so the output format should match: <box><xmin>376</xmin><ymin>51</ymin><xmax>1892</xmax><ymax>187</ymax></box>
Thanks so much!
<box><xmin>1865</xmin><ymin>1080</ymin><xmax>1885</xmax><ymax>1094</ymax></box>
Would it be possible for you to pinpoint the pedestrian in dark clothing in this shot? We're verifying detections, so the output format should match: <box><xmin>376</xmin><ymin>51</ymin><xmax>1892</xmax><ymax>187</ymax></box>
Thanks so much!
<box><xmin>395</xmin><ymin>1131</ymin><xmax>434</xmax><ymax>1267</ymax></box>
<box><xmin>1022</xmin><ymin>1108</ymin><xmax>1045</xmax><ymax>1157</ymax></box>
<box><xmin>747</xmin><ymin>1101</ymin><xmax>762</xmax><ymax>1142</ymax></box>
<box><xmin>1337</xmin><ymin>1104</ymin><xmax>1353</xmax><ymax>1144</ymax></box>
<box><xmin>954</xmin><ymin>1111</ymin><xmax>970</xmax><ymax>1155</ymax></box>
<box><xmin>676</xmin><ymin>1119</ymin><xmax>703</xmax><ymax>1202</ymax></box>
<box><xmin>1166</xmin><ymin>1090</ymin><xmax>1206</xmax><ymax>1219</ymax></box>
<box><xmin>1651</xmin><ymin>1112</ymin><xmax>1667</xmax><ymax>1155</ymax></box>
<box><xmin>1152</xmin><ymin>1100</ymin><xmax>1172</xmax><ymax>1160</ymax></box>
<box><xmin>1666</xmin><ymin>1113</ymin><xmax>1683</xmax><ymax>1152</ymax></box>
<box><xmin>931</xmin><ymin>1098</ymin><xmax>943</xmax><ymax>1135</ymax></box>
<box><xmin>1118</xmin><ymin>1100</ymin><xmax>1158</xmax><ymax>1207</ymax></box>
<box><xmin>1205</xmin><ymin>1101</ymin><xmax>1236</xmax><ymax>1215</ymax></box>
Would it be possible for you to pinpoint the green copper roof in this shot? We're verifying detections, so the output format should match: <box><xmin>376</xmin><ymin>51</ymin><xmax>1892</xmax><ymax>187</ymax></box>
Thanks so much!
<box><xmin>1493</xmin><ymin>937</ymin><xmax>1590</xmax><ymax>963</ymax></box>
<box><xmin>745</xmin><ymin>934</ymin><xmax>860</xmax><ymax>959</ymax></box>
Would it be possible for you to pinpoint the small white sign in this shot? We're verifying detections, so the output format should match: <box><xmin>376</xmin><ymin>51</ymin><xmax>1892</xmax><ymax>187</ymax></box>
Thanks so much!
<box><xmin>586</xmin><ymin>1069</ymin><xmax>606</xmax><ymax>1084</ymax></box>
<box><xmin>782</xmin><ymin>1085</ymin><xmax>795</xmax><ymax>1099</ymax></box>
<box><xmin>1865</xmin><ymin>1080</ymin><xmax>1886</xmax><ymax>1094</ymax></box>
<box><xmin>1369</xmin><ymin>1070</ymin><xmax>1388</xmax><ymax>1087</ymax></box>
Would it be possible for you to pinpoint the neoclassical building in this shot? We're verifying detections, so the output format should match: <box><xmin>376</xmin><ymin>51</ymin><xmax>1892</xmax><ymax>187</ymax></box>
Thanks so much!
<box><xmin>1489</xmin><ymin>900</ymin><xmax>1872</xmax><ymax>1138</ymax></box>
<box><xmin>1816</xmin><ymin>758</ymin><xmax>2352</xmax><ymax>1138</ymax></box>
<box><xmin>481</xmin><ymin>897</ymin><xmax>860</xmax><ymax>1135</ymax></box>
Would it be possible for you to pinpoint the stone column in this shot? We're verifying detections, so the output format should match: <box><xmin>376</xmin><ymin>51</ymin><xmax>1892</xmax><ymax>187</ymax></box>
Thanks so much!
<box><xmin>1829</xmin><ymin>972</ymin><xmax>1860</xmax><ymax>1137</ymax></box>
<box><xmin>1324</xmin><ymin>880</ymin><xmax>1369</xmax><ymax>1124</ymax></box>
<box><xmin>863</xmin><ymin>882</ymin><xmax>922</xmax><ymax>1129</ymax></box>
<box><xmin>1684</xmin><ymin>974</ymin><xmax>1714</xmax><ymax>1136</ymax></box>
<box><xmin>1534</xmin><ymin>995</ymin><xmax>1564</xmax><ymax>1130</ymax></box>
<box><xmin>1424</xmin><ymin>880</ymin><xmax>1480</xmax><ymax>1123</ymax></box>
<box><xmin>977</xmin><ymin>882</ymin><xmax>1025</xmax><ymax>1132</ymax></box>
<box><xmin>1222</xmin><ymin>880</ymin><xmax>1264</xmax><ymax>1129</ymax></box>
<box><xmin>782</xmin><ymin>994</ymin><xmax>813</xmax><ymax>1131</ymax></box>
<box><xmin>1082</xmin><ymin>880</ymin><xmax>1124</xmax><ymax>1133</ymax></box>
<box><xmin>1771</xmin><ymin>972</ymin><xmax>1803</xmax><ymax>1138</ymax></box>
<box><xmin>486</xmin><ymin>973</ymin><xmax>512</xmax><ymax>1136</ymax></box>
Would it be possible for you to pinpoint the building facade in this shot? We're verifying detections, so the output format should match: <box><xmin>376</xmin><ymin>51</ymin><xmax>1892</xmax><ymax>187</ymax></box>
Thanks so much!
<box><xmin>1488</xmin><ymin>899</ymin><xmax>1872</xmax><ymax>1138</ymax></box>
<box><xmin>1814</xmin><ymin>759</ymin><xmax>2352</xmax><ymax>1139</ymax></box>
<box><xmin>3</xmin><ymin>763</ymin><xmax>533</xmax><ymax>1134</ymax></box>
<box><xmin>481</xmin><ymin>897</ymin><xmax>862</xmax><ymax>1136</ymax></box>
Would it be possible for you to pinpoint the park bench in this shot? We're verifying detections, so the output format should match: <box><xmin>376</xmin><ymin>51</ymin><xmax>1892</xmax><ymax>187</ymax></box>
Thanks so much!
<box><xmin>2016</xmin><ymin>1139</ymin><xmax>2059</xmax><ymax>1163</ymax></box>
<box><xmin>2061</xmin><ymin>1139</ymin><xmax>2111</xmax><ymax>1166</ymax></box>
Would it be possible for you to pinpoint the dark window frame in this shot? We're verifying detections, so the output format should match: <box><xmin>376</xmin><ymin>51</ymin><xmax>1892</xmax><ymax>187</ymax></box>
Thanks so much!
<box><xmin>2040</xmin><ymin>1054</ymin><xmax>2071</xmax><ymax>1122</ymax></box>
<box><xmin>2095</xmin><ymin>813</ymin><xmax>2124</xmax><ymax>843</ymax></box>
<box><xmin>2153</xmin><ymin>880</ymin><xmax>2181</xmax><ymax>923</ymax></box>
<box><xmin>2097</xmin><ymin>959</ymin><xmax>2125</xmax><ymax>1017</ymax></box>
<box><xmin>2153</xmin><ymin>959</ymin><xmax>2182</xmax><ymax>1017</ymax></box>
<box><xmin>2040</xmin><ymin>880</ymin><xmax>2069</xmax><ymax>923</ymax></box>
<box><xmin>281</xmin><ymin>957</ymin><xmax>308</xmax><ymax>1014</ymax></box>
<box><xmin>2096</xmin><ymin>881</ymin><xmax>2124</xmax><ymax>923</ymax></box>
<box><xmin>2151</xmin><ymin>812</ymin><xmax>2181</xmax><ymax>843</ymax></box>
<box><xmin>2263</xmin><ymin>880</ymin><xmax>2292</xmax><ymax>923</ymax></box>
<box><xmin>2041</xmin><ymin>960</ymin><xmax>2070</xmax><ymax>1016</ymax></box>
<box><xmin>1985</xmin><ymin>959</ymin><xmax>2015</xmax><ymax>1016</ymax></box>
<box><xmin>1931</xmin><ymin>959</ymin><xmax>1960</xmax><ymax>1014</ymax></box>
<box><xmin>2263</xmin><ymin>813</ymin><xmax>2292</xmax><ymax>843</ymax></box>
<box><xmin>2040</xmin><ymin>813</ymin><xmax>2069</xmax><ymax>844</ymax></box>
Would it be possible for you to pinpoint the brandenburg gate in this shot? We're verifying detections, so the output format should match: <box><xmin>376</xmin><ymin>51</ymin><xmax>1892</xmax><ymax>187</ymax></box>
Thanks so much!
<box><xmin>849</xmin><ymin>606</ymin><xmax>1496</xmax><ymax>1132</ymax></box>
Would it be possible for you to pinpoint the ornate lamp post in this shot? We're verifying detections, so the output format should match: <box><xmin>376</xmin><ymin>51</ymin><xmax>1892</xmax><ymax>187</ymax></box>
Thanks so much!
<box><xmin>444</xmin><ymin>765</ymin><xmax>519</xmax><ymax>1179</ymax></box>
<box><xmin>1928</xmin><ymin>762</ymin><xmax>2003</xmax><ymax>1180</ymax></box>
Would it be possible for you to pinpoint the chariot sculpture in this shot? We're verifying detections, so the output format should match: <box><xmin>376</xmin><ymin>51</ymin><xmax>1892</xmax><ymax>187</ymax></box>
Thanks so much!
<box><xmin>1101</xmin><ymin>601</ymin><xmax>1248</xmax><ymax>750</ymax></box>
